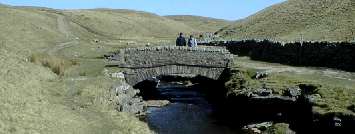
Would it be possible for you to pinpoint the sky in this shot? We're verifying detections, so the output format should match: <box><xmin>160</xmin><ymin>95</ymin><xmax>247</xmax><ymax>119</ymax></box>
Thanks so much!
<box><xmin>0</xmin><ymin>0</ymin><xmax>286</xmax><ymax>20</ymax></box>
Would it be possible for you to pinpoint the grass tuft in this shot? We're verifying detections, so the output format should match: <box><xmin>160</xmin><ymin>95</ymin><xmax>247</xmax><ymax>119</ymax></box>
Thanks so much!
<box><xmin>30</xmin><ymin>53</ymin><xmax>77</xmax><ymax>76</ymax></box>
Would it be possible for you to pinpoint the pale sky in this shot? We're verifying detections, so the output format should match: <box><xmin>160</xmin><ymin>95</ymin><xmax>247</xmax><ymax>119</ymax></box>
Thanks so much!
<box><xmin>0</xmin><ymin>0</ymin><xmax>286</xmax><ymax>20</ymax></box>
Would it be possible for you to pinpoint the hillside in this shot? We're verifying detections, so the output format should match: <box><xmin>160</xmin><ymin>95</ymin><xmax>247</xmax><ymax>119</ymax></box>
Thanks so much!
<box><xmin>2</xmin><ymin>1</ymin><xmax>355</xmax><ymax>133</ymax></box>
<box><xmin>216</xmin><ymin>0</ymin><xmax>355</xmax><ymax>42</ymax></box>
<box><xmin>0</xmin><ymin>5</ymin><xmax>185</xmax><ymax>134</ymax></box>
<box><xmin>166</xmin><ymin>15</ymin><xmax>232</xmax><ymax>33</ymax></box>
<box><xmin>0</xmin><ymin>5</ymin><xmax>237</xmax><ymax>134</ymax></box>
<box><xmin>64</xmin><ymin>9</ymin><xmax>196</xmax><ymax>39</ymax></box>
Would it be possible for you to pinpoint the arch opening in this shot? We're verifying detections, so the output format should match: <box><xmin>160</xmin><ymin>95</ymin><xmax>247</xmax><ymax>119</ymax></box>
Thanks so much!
<box><xmin>133</xmin><ymin>74</ymin><xmax>227</xmax><ymax>104</ymax></box>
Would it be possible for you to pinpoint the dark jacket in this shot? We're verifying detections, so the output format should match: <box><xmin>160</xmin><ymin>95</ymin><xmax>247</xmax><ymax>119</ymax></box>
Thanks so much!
<box><xmin>176</xmin><ymin>36</ymin><xmax>187</xmax><ymax>46</ymax></box>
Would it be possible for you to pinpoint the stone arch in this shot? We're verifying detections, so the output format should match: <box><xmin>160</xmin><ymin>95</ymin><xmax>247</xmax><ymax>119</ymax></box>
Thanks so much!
<box><xmin>123</xmin><ymin>65</ymin><xmax>227</xmax><ymax>86</ymax></box>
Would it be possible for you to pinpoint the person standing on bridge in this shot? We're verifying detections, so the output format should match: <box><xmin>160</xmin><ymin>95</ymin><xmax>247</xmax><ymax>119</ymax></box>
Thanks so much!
<box><xmin>176</xmin><ymin>32</ymin><xmax>187</xmax><ymax>46</ymax></box>
<box><xmin>188</xmin><ymin>35</ymin><xmax>198</xmax><ymax>47</ymax></box>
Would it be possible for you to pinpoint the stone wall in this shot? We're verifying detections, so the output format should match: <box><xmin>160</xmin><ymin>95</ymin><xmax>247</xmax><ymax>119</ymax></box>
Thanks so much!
<box><xmin>124</xmin><ymin>65</ymin><xmax>226</xmax><ymax>85</ymax></box>
<box><xmin>107</xmin><ymin>46</ymin><xmax>234</xmax><ymax>86</ymax></box>
<box><xmin>200</xmin><ymin>40</ymin><xmax>355</xmax><ymax>72</ymax></box>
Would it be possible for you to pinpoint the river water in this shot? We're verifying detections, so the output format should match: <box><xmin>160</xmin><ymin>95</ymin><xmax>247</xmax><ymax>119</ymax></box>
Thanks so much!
<box><xmin>145</xmin><ymin>82</ymin><xmax>239</xmax><ymax>134</ymax></box>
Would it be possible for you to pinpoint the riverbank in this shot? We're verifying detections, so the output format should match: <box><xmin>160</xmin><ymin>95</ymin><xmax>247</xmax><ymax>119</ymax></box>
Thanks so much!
<box><xmin>219</xmin><ymin>57</ymin><xmax>355</xmax><ymax>133</ymax></box>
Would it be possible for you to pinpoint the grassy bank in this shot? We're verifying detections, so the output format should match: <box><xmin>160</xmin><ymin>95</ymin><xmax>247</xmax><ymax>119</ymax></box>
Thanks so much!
<box><xmin>226</xmin><ymin>57</ymin><xmax>355</xmax><ymax>114</ymax></box>
<box><xmin>0</xmin><ymin>42</ymin><xmax>152</xmax><ymax>133</ymax></box>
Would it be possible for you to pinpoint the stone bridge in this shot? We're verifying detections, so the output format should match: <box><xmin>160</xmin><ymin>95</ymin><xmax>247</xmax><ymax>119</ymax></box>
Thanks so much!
<box><xmin>106</xmin><ymin>46</ymin><xmax>234</xmax><ymax>86</ymax></box>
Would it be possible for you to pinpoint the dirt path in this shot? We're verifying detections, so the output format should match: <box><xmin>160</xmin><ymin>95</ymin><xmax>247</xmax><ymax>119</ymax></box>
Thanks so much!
<box><xmin>57</xmin><ymin>15</ymin><xmax>72</xmax><ymax>39</ymax></box>
<box><xmin>236</xmin><ymin>57</ymin><xmax>355</xmax><ymax>82</ymax></box>
<box><xmin>43</xmin><ymin>14</ymin><xmax>78</xmax><ymax>55</ymax></box>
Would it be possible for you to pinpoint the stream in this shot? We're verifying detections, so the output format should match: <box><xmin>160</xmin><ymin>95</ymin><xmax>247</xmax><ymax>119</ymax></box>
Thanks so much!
<box><xmin>145</xmin><ymin>81</ymin><xmax>240</xmax><ymax>134</ymax></box>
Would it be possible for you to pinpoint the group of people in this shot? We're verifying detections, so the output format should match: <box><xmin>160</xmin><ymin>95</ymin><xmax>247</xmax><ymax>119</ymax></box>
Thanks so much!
<box><xmin>176</xmin><ymin>33</ymin><xmax>198</xmax><ymax>47</ymax></box>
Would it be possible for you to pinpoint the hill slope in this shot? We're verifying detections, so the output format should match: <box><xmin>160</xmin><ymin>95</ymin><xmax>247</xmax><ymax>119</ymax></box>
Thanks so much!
<box><xmin>0</xmin><ymin>5</ymin><xmax>183</xmax><ymax>134</ymax></box>
<box><xmin>64</xmin><ymin>9</ymin><xmax>196</xmax><ymax>39</ymax></box>
<box><xmin>217</xmin><ymin>0</ymin><xmax>355</xmax><ymax>42</ymax></box>
<box><xmin>0</xmin><ymin>5</ymin><xmax>234</xmax><ymax>133</ymax></box>
<box><xmin>166</xmin><ymin>15</ymin><xmax>232</xmax><ymax>33</ymax></box>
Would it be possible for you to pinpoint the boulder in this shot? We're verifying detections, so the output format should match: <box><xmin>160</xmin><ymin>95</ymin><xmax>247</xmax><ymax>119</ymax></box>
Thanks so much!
<box><xmin>253</xmin><ymin>88</ymin><xmax>273</xmax><ymax>96</ymax></box>
<box><xmin>305</xmin><ymin>94</ymin><xmax>322</xmax><ymax>104</ymax></box>
<box><xmin>113</xmin><ymin>81</ymin><xmax>145</xmax><ymax>115</ymax></box>
<box><xmin>111</xmin><ymin>72</ymin><xmax>125</xmax><ymax>79</ymax></box>
<box><xmin>284</xmin><ymin>87</ymin><xmax>301</xmax><ymax>98</ymax></box>
<box><xmin>243</xmin><ymin>122</ymin><xmax>273</xmax><ymax>134</ymax></box>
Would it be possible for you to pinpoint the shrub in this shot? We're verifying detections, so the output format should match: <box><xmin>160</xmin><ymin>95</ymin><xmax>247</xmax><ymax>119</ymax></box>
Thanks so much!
<box><xmin>30</xmin><ymin>53</ymin><xmax>77</xmax><ymax>76</ymax></box>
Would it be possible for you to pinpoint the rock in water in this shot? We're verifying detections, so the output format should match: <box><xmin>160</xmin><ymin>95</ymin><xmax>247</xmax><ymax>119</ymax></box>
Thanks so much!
<box><xmin>284</xmin><ymin>87</ymin><xmax>301</xmax><ymax>98</ymax></box>
<box><xmin>243</xmin><ymin>122</ymin><xmax>273</xmax><ymax>134</ymax></box>
<box><xmin>253</xmin><ymin>88</ymin><xmax>273</xmax><ymax>96</ymax></box>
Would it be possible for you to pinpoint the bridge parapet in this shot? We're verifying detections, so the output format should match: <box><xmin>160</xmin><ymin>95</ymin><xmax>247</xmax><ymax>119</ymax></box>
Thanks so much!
<box><xmin>106</xmin><ymin>46</ymin><xmax>234</xmax><ymax>86</ymax></box>
<box><xmin>108</xmin><ymin>46</ymin><xmax>234</xmax><ymax>68</ymax></box>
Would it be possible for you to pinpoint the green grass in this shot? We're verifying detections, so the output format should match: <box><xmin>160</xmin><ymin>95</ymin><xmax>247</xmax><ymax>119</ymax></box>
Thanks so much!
<box><xmin>269</xmin><ymin>123</ymin><xmax>293</xmax><ymax>134</ymax></box>
<box><xmin>217</xmin><ymin>0</ymin><xmax>355</xmax><ymax>42</ymax></box>
<box><xmin>227</xmin><ymin>57</ymin><xmax>355</xmax><ymax>115</ymax></box>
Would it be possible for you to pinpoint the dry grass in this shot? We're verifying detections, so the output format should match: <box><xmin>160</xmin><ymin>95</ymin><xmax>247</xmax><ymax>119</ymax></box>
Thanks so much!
<box><xmin>166</xmin><ymin>15</ymin><xmax>232</xmax><ymax>32</ymax></box>
<box><xmin>0</xmin><ymin>4</ymin><xmax>205</xmax><ymax>134</ymax></box>
<box><xmin>30</xmin><ymin>53</ymin><xmax>77</xmax><ymax>76</ymax></box>
<box><xmin>0</xmin><ymin>50</ymin><xmax>151</xmax><ymax>134</ymax></box>
<box><xmin>64</xmin><ymin>9</ymin><xmax>196</xmax><ymax>39</ymax></box>
<box><xmin>217</xmin><ymin>0</ymin><xmax>355</xmax><ymax>42</ymax></box>
<box><xmin>0</xmin><ymin>5</ymin><xmax>167</xmax><ymax>133</ymax></box>
<box><xmin>230</xmin><ymin>57</ymin><xmax>355</xmax><ymax>114</ymax></box>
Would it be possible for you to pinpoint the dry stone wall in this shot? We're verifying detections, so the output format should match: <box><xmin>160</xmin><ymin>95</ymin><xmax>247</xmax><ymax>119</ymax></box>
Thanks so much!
<box><xmin>200</xmin><ymin>40</ymin><xmax>355</xmax><ymax>72</ymax></box>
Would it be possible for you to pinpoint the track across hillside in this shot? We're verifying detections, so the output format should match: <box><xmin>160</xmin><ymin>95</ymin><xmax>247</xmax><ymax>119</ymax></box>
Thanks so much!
<box><xmin>44</xmin><ymin>14</ymin><xmax>79</xmax><ymax>55</ymax></box>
